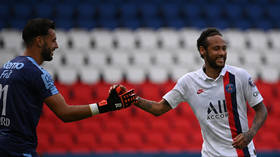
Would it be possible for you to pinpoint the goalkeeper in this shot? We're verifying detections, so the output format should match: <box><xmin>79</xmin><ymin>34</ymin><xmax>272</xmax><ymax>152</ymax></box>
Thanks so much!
<box><xmin>0</xmin><ymin>18</ymin><xmax>136</xmax><ymax>157</ymax></box>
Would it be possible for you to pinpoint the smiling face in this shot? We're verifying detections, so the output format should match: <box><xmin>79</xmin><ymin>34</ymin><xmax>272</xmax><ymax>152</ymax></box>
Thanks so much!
<box><xmin>200</xmin><ymin>35</ymin><xmax>227</xmax><ymax>70</ymax></box>
<box><xmin>40</xmin><ymin>29</ymin><xmax>58</xmax><ymax>61</ymax></box>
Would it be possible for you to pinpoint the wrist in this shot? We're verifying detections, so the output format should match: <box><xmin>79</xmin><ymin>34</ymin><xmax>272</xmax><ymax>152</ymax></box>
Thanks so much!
<box><xmin>89</xmin><ymin>103</ymin><xmax>100</xmax><ymax>116</ymax></box>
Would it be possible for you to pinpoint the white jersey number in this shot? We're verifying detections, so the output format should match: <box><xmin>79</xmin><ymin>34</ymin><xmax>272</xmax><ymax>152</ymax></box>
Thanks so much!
<box><xmin>0</xmin><ymin>84</ymin><xmax>8</xmax><ymax>116</ymax></box>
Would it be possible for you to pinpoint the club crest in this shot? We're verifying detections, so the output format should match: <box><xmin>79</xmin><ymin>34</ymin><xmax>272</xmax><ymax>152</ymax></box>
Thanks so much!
<box><xmin>248</xmin><ymin>77</ymin><xmax>255</xmax><ymax>87</ymax></box>
<box><xmin>225</xmin><ymin>83</ymin><xmax>235</xmax><ymax>93</ymax></box>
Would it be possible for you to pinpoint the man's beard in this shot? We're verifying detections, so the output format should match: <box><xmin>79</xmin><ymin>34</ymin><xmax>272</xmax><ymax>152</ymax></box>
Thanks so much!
<box><xmin>205</xmin><ymin>50</ymin><xmax>226</xmax><ymax>70</ymax></box>
<box><xmin>41</xmin><ymin>44</ymin><xmax>53</xmax><ymax>61</ymax></box>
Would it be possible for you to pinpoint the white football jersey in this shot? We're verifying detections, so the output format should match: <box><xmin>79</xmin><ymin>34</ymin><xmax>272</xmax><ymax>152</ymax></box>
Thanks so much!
<box><xmin>163</xmin><ymin>65</ymin><xmax>263</xmax><ymax>157</ymax></box>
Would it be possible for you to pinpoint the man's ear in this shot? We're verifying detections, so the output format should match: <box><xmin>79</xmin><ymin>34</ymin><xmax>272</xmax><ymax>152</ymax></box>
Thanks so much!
<box><xmin>35</xmin><ymin>36</ymin><xmax>43</xmax><ymax>48</ymax></box>
<box><xmin>199</xmin><ymin>46</ymin><xmax>206</xmax><ymax>58</ymax></box>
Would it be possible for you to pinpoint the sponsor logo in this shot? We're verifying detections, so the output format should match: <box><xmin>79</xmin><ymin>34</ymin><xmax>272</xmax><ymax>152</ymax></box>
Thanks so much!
<box><xmin>207</xmin><ymin>100</ymin><xmax>228</xmax><ymax>120</ymax></box>
<box><xmin>197</xmin><ymin>89</ymin><xmax>204</xmax><ymax>94</ymax></box>
<box><xmin>253</xmin><ymin>91</ymin><xmax>259</xmax><ymax>97</ymax></box>
<box><xmin>3</xmin><ymin>61</ymin><xmax>24</xmax><ymax>70</ymax></box>
<box><xmin>225</xmin><ymin>83</ymin><xmax>235</xmax><ymax>93</ymax></box>
<box><xmin>248</xmin><ymin>77</ymin><xmax>255</xmax><ymax>87</ymax></box>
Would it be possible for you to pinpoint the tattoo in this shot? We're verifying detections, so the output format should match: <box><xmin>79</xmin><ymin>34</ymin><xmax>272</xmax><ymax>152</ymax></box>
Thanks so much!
<box><xmin>134</xmin><ymin>97</ymin><xmax>171</xmax><ymax>116</ymax></box>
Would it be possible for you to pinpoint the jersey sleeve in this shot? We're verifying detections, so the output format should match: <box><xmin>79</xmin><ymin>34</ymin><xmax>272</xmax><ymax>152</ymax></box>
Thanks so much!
<box><xmin>240</xmin><ymin>69</ymin><xmax>263</xmax><ymax>107</ymax></box>
<box><xmin>30</xmin><ymin>68</ymin><xmax>59</xmax><ymax>100</ymax></box>
<box><xmin>163</xmin><ymin>77</ymin><xmax>187</xmax><ymax>109</ymax></box>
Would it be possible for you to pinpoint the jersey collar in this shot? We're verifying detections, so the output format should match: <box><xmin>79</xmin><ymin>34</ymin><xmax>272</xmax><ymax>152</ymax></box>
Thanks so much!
<box><xmin>198</xmin><ymin>65</ymin><xmax>228</xmax><ymax>81</ymax></box>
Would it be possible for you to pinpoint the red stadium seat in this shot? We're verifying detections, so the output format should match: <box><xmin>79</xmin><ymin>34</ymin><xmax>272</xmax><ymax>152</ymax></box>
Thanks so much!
<box><xmin>143</xmin><ymin>132</ymin><xmax>168</xmax><ymax>151</ymax></box>
<box><xmin>166</xmin><ymin>132</ymin><xmax>191</xmax><ymax>152</ymax></box>
<box><xmin>75</xmin><ymin>133</ymin><xmax>98</xmax><ymax>151</ymax></box>
<box><xmin>119</xmin><ymin>132</ymin><xmax>144</xmax><ymax>151</ymax></box>
<box><xmin>72</xmin><ymin>82</ymin><xmax>95</xmax><ymax>104</ymax></box>
<box><xmin>95</xmin><ymin>132</ymin><xmax>121</xmax><ymax>152</ymax></box>
<box><xmin>50</xmin><ymin>132</ymin><xmax>75</xmax><ymax>151</ymax></box>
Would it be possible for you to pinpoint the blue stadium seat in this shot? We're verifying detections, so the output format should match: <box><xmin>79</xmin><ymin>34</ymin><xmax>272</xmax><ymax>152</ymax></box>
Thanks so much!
<box><xmin>232</xmin><ymin>18</ymin><xmax>252</xmax><ymax>30</ymax></box>
<box><xmin>188</xmin><ymin>18</ymin><xmax>207</xmax><ymax>29</ymax></box>
<box><xmin>224</xmin><ymin>4</ymin><xmax>243</xmax><ymax>20</ymax></box>
<box><xmin>34</xmin><ymin>3</ymin><xmax>54</xmax><ymax>18</ymax></box>
<box><xmin>181</xmin><ymin>3</ymin><xmax>201</xmax><ymax>19</ymax></box>
<box><xmin>208</xmin><ymin>19</ymin><xmax>230</xmax><ymax>30</ymax></box>
<box><xmin>98</xmin><ymin>19</ymin><xmax>119</xmax><ymax>30</ymax></box>
<box><xmin>254</xmin><ymin>19</ymin><xmax>273</xmax><ymax>30</ymax></box>
<box><xmin>9</xmin><ymin>18</ymin><xmax>26</xmax><ymax>30</ymax></box>
<box><xmin>165</xmin><ymin>18</ymin><xmax>185</xmax><ymax>29</ymax></box>
<box><xmin>203</xmin><ymin>4</ymin><xmax>223</xmax><ymax>20</ymax></box>
<box><xmin>266</xmin><ymin>5</ymin><xmax>280</xmax><ymax>21</ymax></box>
<box><xmin>143</xmin><ymin>18</ymin><xmax>164</xmax><ymax>30</ymax></box>
<box><xmin>244</xmin><ymin>4</ymin><xmax>264</xmax><ymax>21</ymax></box>
<box><xmin>55</xmin><ymin>3</ymin><xmax>75</xmax><ymax>19</ymax></box>
<box><xmin>55</xmin><ymin>18</ymin><xmax>75</xmax><ymax>30</ymax></box>
<box><xmin>139</xmin><ymin>3</ymin><xmax>159</xmax><ymax>19</ymax></box>
<box><xmin>76</xmin><ymin>3</ymin><xmax>96</xmax><ymax>19</ymax></box>
<box><xmin>119</xmin><ymin>3</ymin><xmax>138</xmax><ymax>19</ymax></box>
<box><xmin>97</xmin><ymin>3</ymin><xmax>117</xmax><ymax>19</ymax></box>
<box><xmin>121</xmin><ymin>18</ymin><xmax>141</xmax><ymax>30</ymax></box>
<box><xmin>13</xmin><ymin>3</ymin><xmax>32</xmax><ymax>19</ymax></box>
<box><xmin>160</xmin><ymin>3</ymin><xmax>180</xmax><ymax>19</ymax></box>
<box><xmin>77</xmin><ymin>18</ymin><xmax>97</xmax><ymax>30</ymax></box>
<box><xmin>0</xmin><ymin>5</ymin><xmax>10</xmax><ymax>20</ymax></box>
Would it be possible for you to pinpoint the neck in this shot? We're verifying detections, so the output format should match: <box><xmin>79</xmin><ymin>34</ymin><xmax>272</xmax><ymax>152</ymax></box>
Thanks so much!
<box><xmin>203</xmin><ymin>64</ymin><xmax>222</xmax><ymax>79</ymax></box>
<box><xmin>23</xmin><ymin>47</ymin><xmax>43</xmax><ymax>65</ymax></box>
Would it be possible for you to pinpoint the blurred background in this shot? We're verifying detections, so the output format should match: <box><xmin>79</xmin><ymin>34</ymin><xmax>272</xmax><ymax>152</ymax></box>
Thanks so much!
<box><xmin>0</xmin><ymin>0</ymin><xmax>280</xmax><ymax>156</ymax></box>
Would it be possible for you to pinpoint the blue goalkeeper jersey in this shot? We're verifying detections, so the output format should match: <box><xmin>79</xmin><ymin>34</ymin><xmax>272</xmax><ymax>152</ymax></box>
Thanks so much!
<box><xmin>0</xmin><ymin>56</ymin><xmax>58</xmax><ymax>154</ymax></box>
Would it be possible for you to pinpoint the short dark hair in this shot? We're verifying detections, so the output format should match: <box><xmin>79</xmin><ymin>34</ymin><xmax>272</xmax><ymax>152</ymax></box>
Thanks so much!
<box><xmin>22</xmin><ymin>18</ymin><xmax>55</xmax><ymax>47</ymax></box>
<box><xmin>197</xmin><ymin>28</ymin><xmax>222</xmax><ymax>58</ymax></box>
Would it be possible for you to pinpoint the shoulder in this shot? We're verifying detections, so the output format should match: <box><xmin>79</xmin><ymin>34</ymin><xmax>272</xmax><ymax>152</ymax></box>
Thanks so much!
<box><xmin>225</xmin><ymin>65</ymin><xmax>251</xmax><ymax>82</ymax></box>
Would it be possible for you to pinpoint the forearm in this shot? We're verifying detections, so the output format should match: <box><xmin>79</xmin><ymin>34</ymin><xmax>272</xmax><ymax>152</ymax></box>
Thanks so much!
<box><xmin>248</xmin><ymin>102</ymin><xmax>267</xmax><ymax>137</ymax></box>
<box><xmin>134</xmin><ymin>97</ymin><xmax>171</xmax><ymax>116</ymax></box>
<box><xmin>59</xmin><ymin>105</ymin><xmax>93</xmax><ymax>122</ymax></box>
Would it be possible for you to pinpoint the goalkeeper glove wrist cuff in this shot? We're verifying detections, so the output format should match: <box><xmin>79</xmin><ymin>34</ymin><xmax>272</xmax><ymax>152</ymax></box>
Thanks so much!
<box><xmin>89</xmin><ymin>103</ymin><xmax>100</xmax><ymax>116</ymax></box>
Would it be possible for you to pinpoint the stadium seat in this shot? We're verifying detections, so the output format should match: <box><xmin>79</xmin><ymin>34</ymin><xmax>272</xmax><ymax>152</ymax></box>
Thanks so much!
<box><xmin>167</xmin><ymin>132</ymin><xmax>191</xmax><ymax>151</ymax></box>
<box><xmin>91</xmin><ymin>29</ymin><xmax>114</xmax><ymax>48</ymax></box>
<box><xmin>181</xmin><ymin>3</ymin><xmax>201</xmax><ymax>19</ymax></box>
<box><xmin>76</xmin><ymin>3</ymin><xmax>96</xmax><ymax>19</ymax></box>
<box><xmin>97</xmin><ymin>3</ymin><xmax>117</xmax><ymax>19</ymax></box>
<box><xmin>226</xmin><ymin>50</ymin><xmax>243</xmax><ymax>67</ymax></box>
<box><xmin>0</xmin><ymin>51</ymin><xmax>15</xmax><ymax>66</ymax></box>
<box><xmin>76</xmin><ymin>133</ymin><xmax>97</xmax><ymax>151</ymax></box>
<box><xmin>203</xmin><ymin>4</ymin><xmax>223</xmax><ymax>20</ymax></box>
<box><xmin>179</xmin><ymin>28</ymin><xmax>200</xmax><ymax>49</ymax></box>
<box><xmin>0</xmin><ymin>4</ymin><xmax>11</xmax><ymax>21</ymax></box>
<box><xmin>79</xmin><ymin>66</ymin><xmax>101</xmax><ymax>85</ymax></box>
<box><xmin>223</xmin><ymin>4</ymin><xmax>243</xmax><ymax>20</ymax></box>
<box><xmin>124</xmin><ymin>66</ymin><xmax>146</xmax><ymax>84</ymax></box>
<box><xmin>245</xmin><ymin>29</ymin><xmax>269</xmax><ymax>50</ymax></box>
<box><xmin>64</xmin><ymin>51</ymin><xmax>85</xmax><ymax>67</ymax></box>
<box><xmin>264</xmin><ymin>51</ymin><xmax>280</xmax><ymax>69</ymax></box>
<box><xmin>56</xmin><ymin>66</ymin><xmax>79</xmax><ymax>85</ymax></box>
<box><xmin>13</xmin><ymin>3</ymin><xmax>32</xmax><ymax>19</ymax></box>
<box><xmin>153</xmin><ymin>50</ymin><xmax>175</xmax><ymax>68</ymax></box>
<box><xmin>259</xmin><ymin>66</ymin><xmax>279</xmax><ymax>83</ymax></box>
<box><xmin>113</xmin><ymin>29</ymin><xmax>136</xmax><ymax>49</ymax></box>
<box><xmin>101</xmin><ymin>66</ymin><xmax>123</xmax><ymax>84</ymax></box>
<box><xmin>157</xmin><ymin>28</ymin><xmax>180</xmax><ymax>49</ymax></box>
<box><xmin>267</xmin><ymin>30</ymin><xmax>280</xmax><ymax>49</ymax></box>
<box><xmin>135</xmin><ymin>29</ymin><xmax>159</xmax><ymax>49</ymax></box>
<box><xmin>120</xmin><ymin>132</ymin><xmax>145</xmax><ymax>151</ymax></box>
<box><xmin>174</xmin><ymin>50</ymin><xmax>203</xmax><ymax>70</ymax></box>
<box><xmin>147</xmin><ymin>66</ymin><xmax>169</xmax><ymax>84</ymax></box>
<box><xmin>68</xmin><ymin>29</ymin><xmax>93</xmax><ymax>49</ymax></box>
<box><xmin>242</xmin><ymin>50</ymin><xmax>264</xmax><ymax>69</ymax></box>
<box><xmin>131</xmin><ymin>50</ymin><xmax>153</xmax><ymax>68</ymax></box>
<box><xmin>110</xmin><ymin>51</ymin><xmax>131</xmax><ymax>68</ymax></box>
<box><xmin>139</xmin><ymin>3</ymin><xmax>159</xmax><ymax>19</ymax></box>
<box><xmin>50</xmin><ymin>132</ymin><xmax>75</xmax><ymax>151</ymax></box>
<box><xmin>55</xmin><ymin>3</ymin><xmax>75</xmax><ymax>19</ymax></box>
<box><xmin>160</xmin><ymin>3</ymin><xmax>180</xmax><ymax>19</ymax></box>
<box><xmin>34</xmin><ymin>3</ymin><xmax>53</xmax><ymax>18</ymax></box>
<box><xmin>169</xmin><ymin>66</ymin><xmax>190</xmax><ymax>82</ymax></box>
<box><xmin>119</xmin><ymin>3</ymin><xmax>138</xmax><ymax>19</ymax></box>
<box><xmin>223</xmin><ymin>29</ymin><xmax>248</xmax><ymax>50</ymax></box>
<box><xmin>71</xmin><ymin>82</ymin><xmax>94</xmax><ymax>104</ymax></box>
<box><xmin>97</xmin><ymin>132</ymin><xmax>121</xmax><ymax>151</ymax></box>
<box><xmin>87</xmin><ymin>50</ymin><xmax>108</xmax><ymax>68</ymax></box>
<box><xmin>1</xmin><ymin>29</ymin><xmax>24</xmax><ymax>49</ymax></box>
<box><xmin>56</xmin><ymin>30</ymin><xmax>70</xmax><ymax>49</ymax></box>
<box><xmin>143</xmin><ymin>132</ymin><xmax>168</xmax><ymax>151</ymax></box>
<box><xmin>244</xmin><ymin>4</ymin><xmax>264</xmax><ymax>22</ymax></box>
